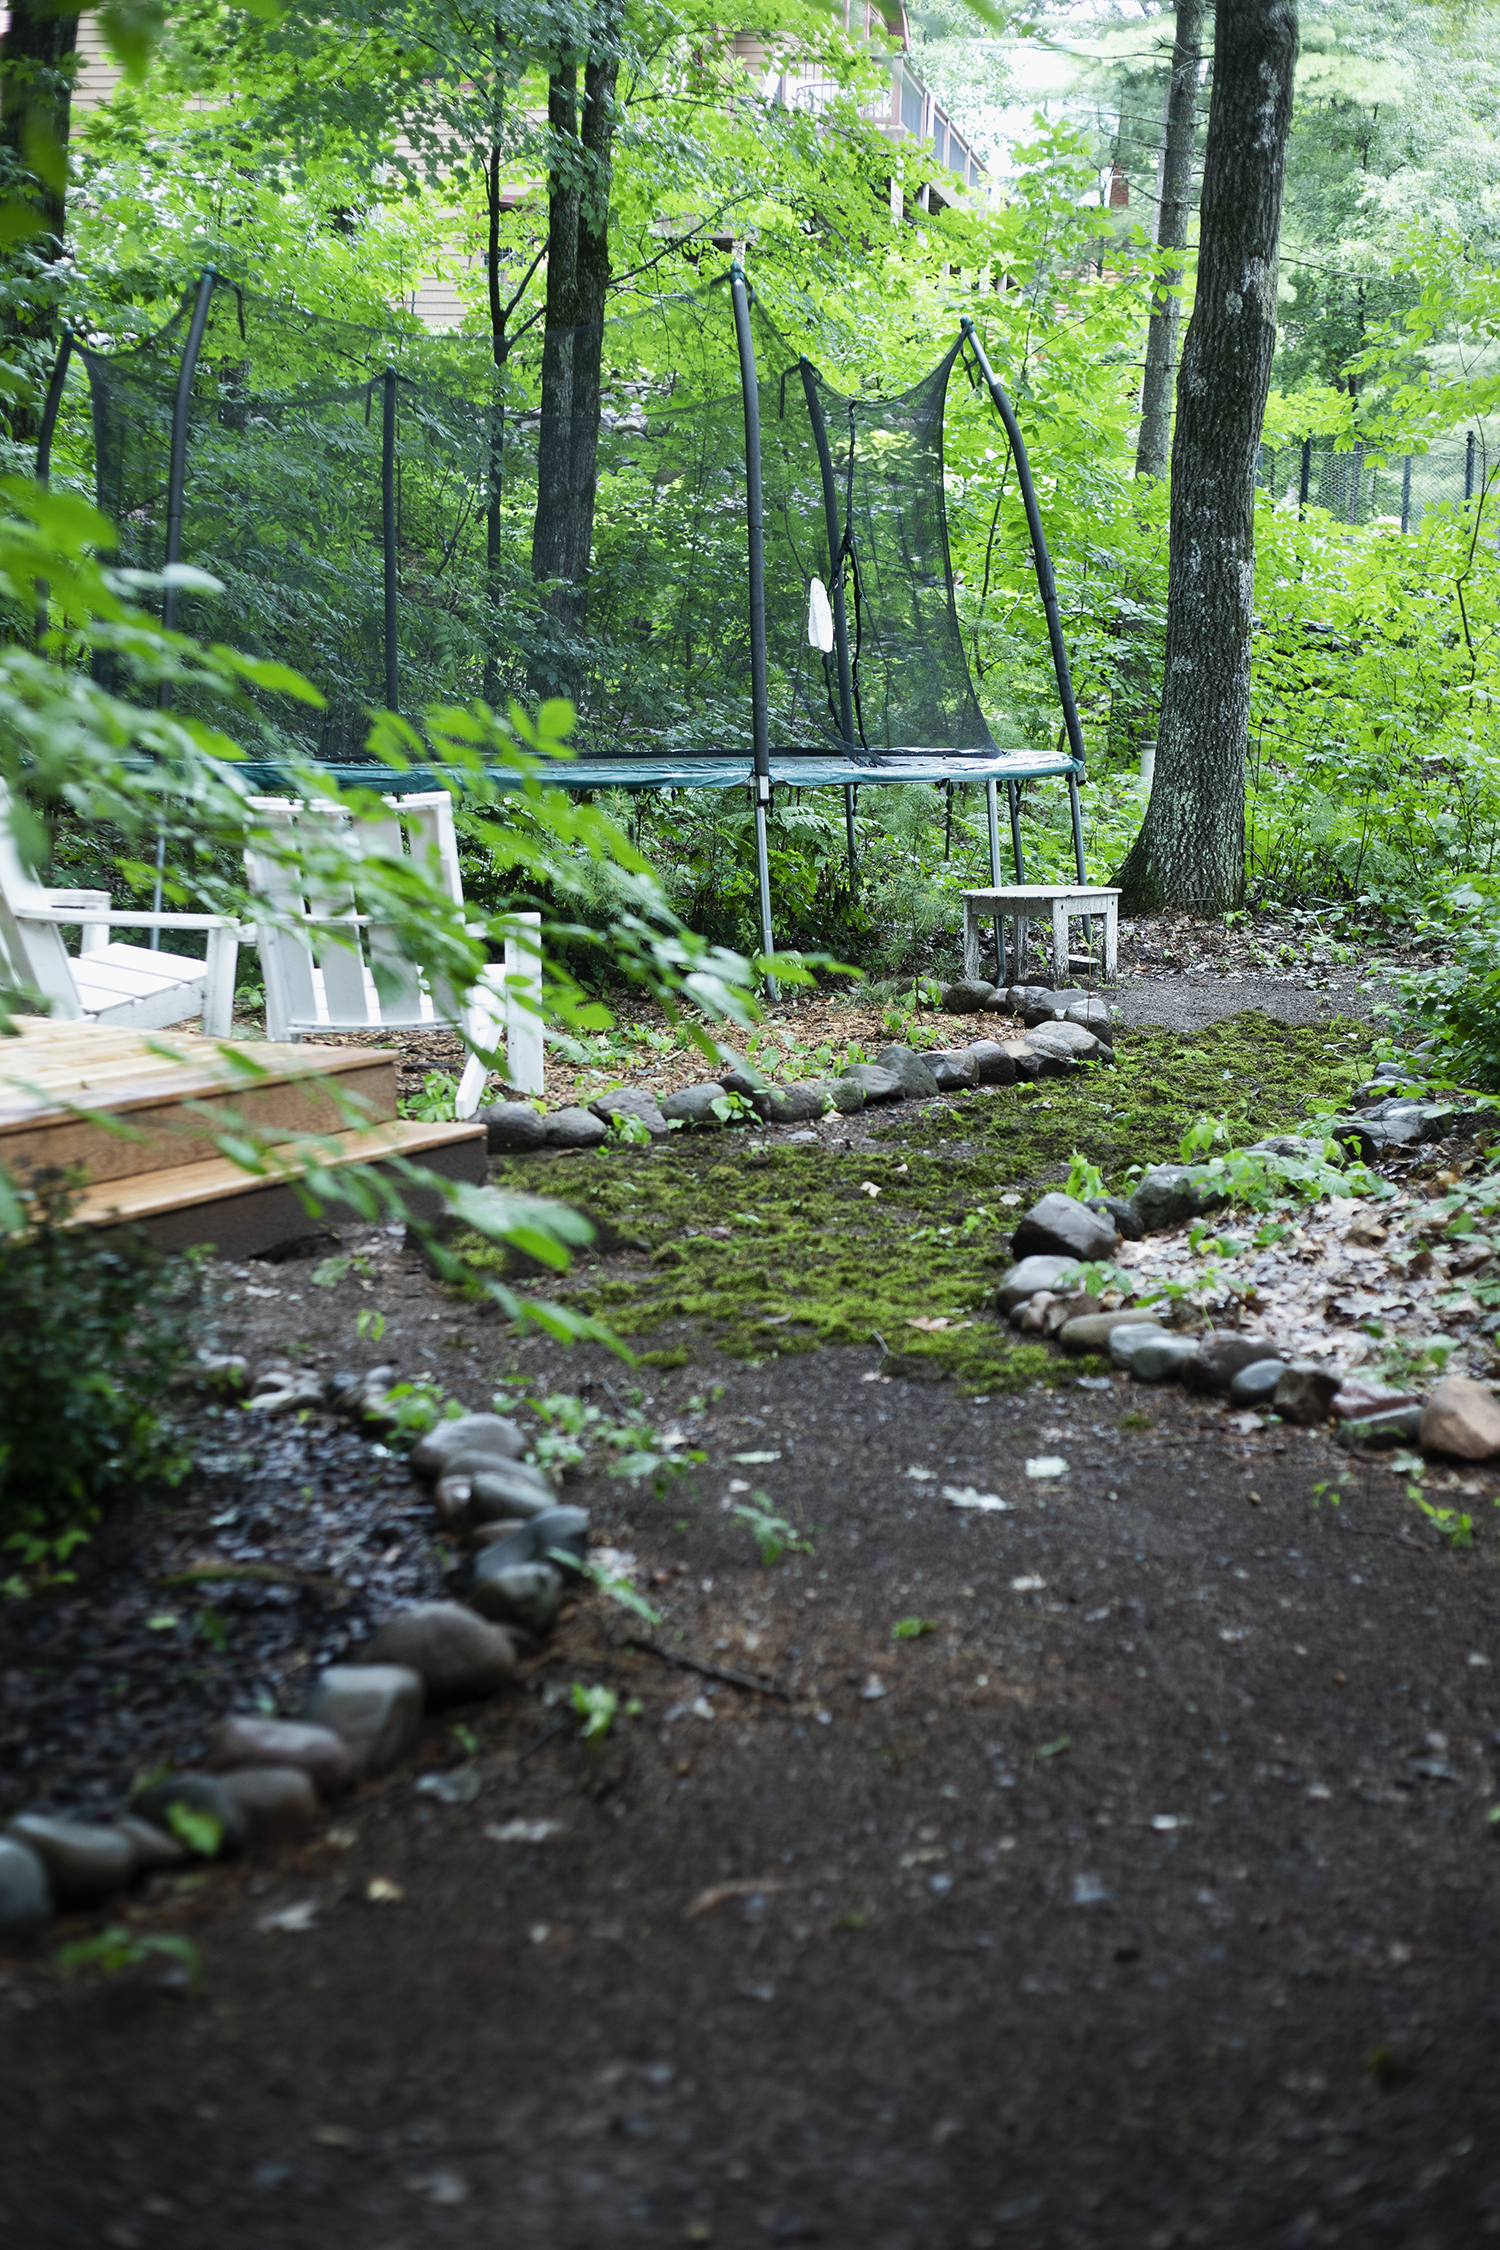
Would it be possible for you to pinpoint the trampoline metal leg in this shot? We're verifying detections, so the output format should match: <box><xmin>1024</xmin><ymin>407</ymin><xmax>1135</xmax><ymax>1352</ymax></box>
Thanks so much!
<box><xmin>1008</xmin><ymin>781</ymin><xmax>1025</xmax><ymax>882</ymax></box>
<box><xmin>755</xmin><ymin>794</ymin><xmax>778</xmax><ymax>1002</ymax></box>
<box><xmin>1068</xmin><ymin>771</ymin><xmax>1086</xmax><ymax>884</ymax></box>
<box><xmin>985</xmin><ymin>777</ymin><xmax>1001</xmax><ymax>886</ymax></box>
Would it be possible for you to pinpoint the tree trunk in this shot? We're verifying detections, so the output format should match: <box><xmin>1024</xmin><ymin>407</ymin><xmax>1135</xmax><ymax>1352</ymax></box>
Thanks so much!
<box><xmin>530</xmin><ymin>6</ymin><xmax>620</xmax><ymax>687</ymax></box>
<box><xmin>0</xmin><ymin>2</ymin><xmax>79</xmax><ymax>444</ymax></box>
<box><xmin>1135</xmin><ymin>0</ymin><xmax>1202</xmax><ymax>484</ymax></box>
<box><xmin>1115</xmin><ymin>0</ymin><xmax>1298</xmax><ymax>916</ymax></box>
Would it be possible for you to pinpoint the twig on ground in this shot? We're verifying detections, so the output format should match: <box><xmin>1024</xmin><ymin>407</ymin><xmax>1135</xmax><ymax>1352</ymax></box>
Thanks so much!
<box><xmin>624</xmin><ymin>1637</ymin><xmax>791</xmax><ymax>1702</ymax></box>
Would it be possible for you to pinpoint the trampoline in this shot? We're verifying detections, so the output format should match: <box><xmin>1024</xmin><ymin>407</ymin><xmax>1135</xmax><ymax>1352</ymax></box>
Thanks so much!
<box><xmin>37</xmin><ymin>265</ymin><xmax>1088</xmax><ymax>961</ymax></box>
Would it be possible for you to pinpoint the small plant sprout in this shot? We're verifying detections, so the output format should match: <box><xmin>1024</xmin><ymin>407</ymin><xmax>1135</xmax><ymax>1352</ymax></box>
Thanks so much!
<box><xmin>450</xmin><ymin>1722</ymin><xmax>478</xmax><ymax>1756</ymax></box>
<box><xmin>608</xmin><ymin>1109</ymin><xmax>654</xmax><ymax>1146</ymax></box>
<box><xmin>1065</xmin><ymin>1149</ymin><xmax>1107</xmax><ymax>1202</ymax></box>
<box><xmin>892</xmin><ymin>1616</ymin><xmax>936</xmax><ymax>1641</ymax></box>
<box><xmin>574</xmin><ymin>1555</ymin><xmax>661</xmax><ymax>1626</ymax></box>
<box><xmin>571</xmin><ymin>1682</ymin><xmax>619</xmax><ymax>1742</ymax></box>
<box><xmin>404</xmin><ymin>1071</ymin><xmax>459</xmax><ymax>1122</ymax></box>
<box><xmin>56</xmin><ymin>1927</ymin><xmax>203</xmax><ymax>1991</ymax></box>
<box><xmin>356</xmin><ymin>1307</ymin><xmax>386</xmax><ymax>1343</ymax></box>
<box><xmin>165</xmin><ymin>1802</ymin><xmax>224</xmax><ymax>1858</ymax></box>
<box><xmin>732</xmin><ymin>1493</ymin><xmax>812</xmax><ymax>1566</ymax></box>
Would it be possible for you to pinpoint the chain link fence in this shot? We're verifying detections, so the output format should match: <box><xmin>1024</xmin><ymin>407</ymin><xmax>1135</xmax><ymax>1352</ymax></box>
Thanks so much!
<box><xmin>1257</xmin><ymin>432</ymin><xmax>1496</xmax><ymax>530</ymax></box>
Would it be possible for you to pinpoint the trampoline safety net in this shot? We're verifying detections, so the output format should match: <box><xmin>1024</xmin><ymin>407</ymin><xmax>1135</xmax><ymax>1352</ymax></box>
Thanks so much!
<box><xmin>59</xmin><ymin>269</ymin><xmax>1079</xmax><ymax>799</ymax></box>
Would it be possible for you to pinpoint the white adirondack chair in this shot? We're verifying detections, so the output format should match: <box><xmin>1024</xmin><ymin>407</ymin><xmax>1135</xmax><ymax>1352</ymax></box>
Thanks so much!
<box><xmin>0</xmin><ymin>782</ymin><xmax>242</xmax><ymax>1036</ymax></box>
<box><xmin>242</xmin><ymin>790</ymin><xmax>544</xmax><ymax>1120</ymax></box>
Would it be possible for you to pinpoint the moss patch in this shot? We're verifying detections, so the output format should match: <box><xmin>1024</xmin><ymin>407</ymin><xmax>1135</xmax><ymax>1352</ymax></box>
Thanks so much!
<box><xmin>464</xmin><ymin>1016</ymin><xmax>1371</xmax><ymax>1391</ymax></box>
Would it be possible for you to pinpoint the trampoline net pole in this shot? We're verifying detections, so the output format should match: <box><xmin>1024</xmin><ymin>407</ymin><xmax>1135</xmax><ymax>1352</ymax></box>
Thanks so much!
<box><xmin>844</xmin><ymin>782</ymin><xmax>858</xmax><ymax>885</ymax></box>
<box><xmin>382</xmin><ymin>367</ymin><xmax>399</xmax><ymax>714</ymax></box>
<box><xmin>732</xmin><ymin>262</ymin><xmax>775</xmax><ymax>994</ymax></box>
<box><xmin>32</xmin><ymin>327</ymin><xmax>73</xmax><ymax>641</ymax></box>
<box><xmin>1008</xmin><ymin>779</ymin><xmax>1025</xmax><ymax>882</ymax></box>
<box><xmin>155</xmin><ymin>266</ymin><xmax>217</xmax><ymax>941</ymax></box>
<box><xmin>960</xmin><ymin>319</ymin><xmax>1087</xmax><ymax>779</ymax></box>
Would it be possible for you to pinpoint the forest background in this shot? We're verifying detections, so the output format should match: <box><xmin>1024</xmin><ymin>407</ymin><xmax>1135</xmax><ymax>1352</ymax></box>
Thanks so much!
<box><xmin>8</xmin><ymin>0</ymin><xmax>1500</xmax><ymax>984</ymax></box>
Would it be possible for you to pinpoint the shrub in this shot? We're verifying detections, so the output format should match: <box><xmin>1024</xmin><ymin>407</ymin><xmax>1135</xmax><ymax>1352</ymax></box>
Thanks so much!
<box><xmin>0</xmin><ymin>1172</ymin><xmax>200</xmax><ymax>1591</ymax></box>
<box><xmin>1393</xmin><ymin>883</ymin><xmax>1500</xmax><ymax>1088</ymax></box>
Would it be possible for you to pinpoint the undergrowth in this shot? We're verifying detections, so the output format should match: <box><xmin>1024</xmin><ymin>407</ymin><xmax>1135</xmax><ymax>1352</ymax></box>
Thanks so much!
<box><xmin>459</xmin><ymin>1017</ymin><xmax>1372</xmax><ymax>1393</ymax></box>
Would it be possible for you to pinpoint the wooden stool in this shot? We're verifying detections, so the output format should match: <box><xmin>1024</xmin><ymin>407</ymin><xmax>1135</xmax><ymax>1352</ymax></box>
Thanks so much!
<box><xmin>961</xmin><ymin>884</ymin><xmax>1120</xmax><ymax>988</ymax></box>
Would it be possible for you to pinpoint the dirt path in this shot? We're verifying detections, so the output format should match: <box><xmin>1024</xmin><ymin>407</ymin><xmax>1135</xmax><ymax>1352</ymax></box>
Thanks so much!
<box><xmin>6</xmin><ymin>1014</ymin><xmax>1500</xmax><ymax>2249</ymax></box>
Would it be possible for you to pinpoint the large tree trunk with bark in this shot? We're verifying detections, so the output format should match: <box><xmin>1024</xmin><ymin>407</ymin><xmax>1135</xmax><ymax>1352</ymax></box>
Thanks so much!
<box><xmin>531</xmin><ymin>8</ymin><xmax>621</xmax><ymax>690</ymax></box>
<box><xmin>1115</xmin><ymin>0</ymin><xmax>1297</xmax><ymax>915</ymax></box>
<box><xmin>1135</xmin><ymin>0</ymin><xmax>1202</xmax><ymax>483</ymax></box>
<box><xmin>0</xmin><ymin>1</ymin><xmax>79</xmax><ymax>445</ymax></box>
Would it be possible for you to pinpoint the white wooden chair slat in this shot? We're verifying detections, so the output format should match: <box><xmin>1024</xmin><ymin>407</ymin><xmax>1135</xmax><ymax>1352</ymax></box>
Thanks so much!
<box><xmin>0</xmin><ymin>782</ymin><xmax>239</xmax><ymax>1036</ymax></box>
<box><xmin>244</xmin><ymin>790</ymin><xmax>544</xmax><ymax>1117</ymax></box>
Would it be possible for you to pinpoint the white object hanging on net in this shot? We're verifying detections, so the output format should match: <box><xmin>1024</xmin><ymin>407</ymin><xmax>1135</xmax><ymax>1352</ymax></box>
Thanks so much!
<box><xmin>806</xmin><ymin>576</ymin><xmax>835</xmax><ymax>653</ymax></box>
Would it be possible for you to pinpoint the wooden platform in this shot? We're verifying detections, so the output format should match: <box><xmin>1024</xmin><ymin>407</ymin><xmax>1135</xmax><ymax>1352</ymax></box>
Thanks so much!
<box><xmin>0</xmin><ymin>1019</ymin><xmax>487</xmax><ymax>1255</ymax></box>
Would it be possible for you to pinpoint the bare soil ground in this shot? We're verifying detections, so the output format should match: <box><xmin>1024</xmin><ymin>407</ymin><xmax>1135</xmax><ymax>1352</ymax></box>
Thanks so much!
<box><xmin>6</xmin><ymin>961</ymin><xmax>1499</xmax><ymax>2250</ymax></box>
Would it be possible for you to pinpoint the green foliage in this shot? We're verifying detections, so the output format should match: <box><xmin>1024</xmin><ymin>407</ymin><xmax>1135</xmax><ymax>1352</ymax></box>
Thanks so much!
<box><xmin>0</xmin><ymin>1172</ymin><xmax>198</xmax><ymax>1590</ymax></box>
<box><xmin>56</xmin><ymin>1925</ymin><xmax>204</xmax><ymax>1990</ymax></box>
<box><xmin>731</xmin><ymin>1494</ymin><xmax>811</xmax><ymax>1566</ymax></box>
<box><xmin>571</xmin><ymin>1681</ymin><xmax>619</xmax><ymax>1743</ymax></box>
<box><xmin>403</xmin><ymin>1072</ymin><xmax>459</xmax><ymax>1122</ymax></box>
<box><xmin>1392</xmin><ymin>885</ymin><xmax>1500</xmax><ymax>1088</ymax></box>
<box><xmin>165</xmin><ymin>1801</ymin><xmax>224</xmax><ymax>1858</ymax></box>
<box><xmin>892</xmin><ymin>1616</ymin><xmax>936</xmax><ymax>1640</ymax></box>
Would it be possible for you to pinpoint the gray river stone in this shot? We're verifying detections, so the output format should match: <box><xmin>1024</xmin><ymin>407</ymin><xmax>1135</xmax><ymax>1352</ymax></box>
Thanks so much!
<box><xmin>824</xmin><ymin>1078</ymin><xmax>867</xmax><ymax>1115</ymax></box>
<box><xmin>1057</xmin><ymin>1307</ymin><xmax>1162</xmax><ymax>1353</ymax></box>
<box><xmin>410</xmin><ymin>1413</ymin><xmax>526</xmax><ymax>1480</ymax></box>
<box><xmin>1336</xmin><ymin>1402</ymin><xmax>1425</xmax><ymax>1449</ymax></box>
<box><xmin>544</xmin><ymin>1105</ymin><xmax>608</xmax><ymax>1150</ymax></box>
<box><xmin>842</xmin><ymin>1063</ymin><xmax>903</xmax><ymax>1103</ymax></box>
<box><xmin>965</xmin><ymin>1041</ymin><xmax>1017</xmax><ymax>1087</ymax></box>
<box><xmin>590</xmin><ymin>1088</ymin><xmax>670</xmax><ymax>1138</ymax></box>
<box><xmin>661</xmin><ymin>1082</ymin><xmax>728</xmax><ymax>1126</ymax></box>
<box><xmin>1229</xmin><ymin>1358</ymin><xmax>1288</xmax><ymax>1407</ymax></box>
<box><xmin>995</xmin><ymin>1254</ymin><xmax>1083</xmax><ymax>1315</ymax></box>
<box><xmin>941</xmin><ymin>980</ymin><xmax>997</xmax><ymax>1013</ymax></box>
<box><xmin>362</xmin><ymin>1602</ymin><xmax>518</xmax><ymax>1700</ymax></box>
<box><xmin>457</xmin><ymin>1459</ymin><xmax>558</xmax><ymax>1526</ymax></box>
<box><xmin>467</xmin><ymin>1559</ymin><xmax>566</xmax><ymax>1635</ymax></box>
<box><xmin>873</xmin><ymin>1046</ymin><xmax>942</xmax><ymax>1099</ymax></box>
<box><xmin>0</xmin><ymin>1837</ymin><xmax>52</xmax><ymax>1937</ymax></box>
<box><xmin>1107</xmin><ymin>1324</ymin><xmax>1174</xmax><ymax>1373</ymax></box>
<box><xmin>1011</xmin><ymin>1192</ymin><xmax>1118</xmax><ymax>1263</ymax></box>
<box><xmin>479</xmin><ymin>1102</ymin><xmax>547</xmax><ymax>1154</ymax></box>
<box><xmin>1130</xmin><ymin>1164</ymin><xmax>1229</xmax><ymax>1234</ymax></box>
<box><xmin>301</xmin><ymin>1666</ymin><xmax>425</xmax><ymax>1779</ymax></box>
<box><xmin>208</xmin><ymin>1716</ymin><xmax>353</xmax><ymax>1798</ymax></box>
<box><xmin>115</xmin><ymin>1814</ymin><xmax>188</xmax><ymax>1872</ymax></box>
<box><xmin>474</xmin><ymin>1505</ymin><xmax>591</xmax><ymax>1582</ymax></box>
<box><xmin>132</xmin><ymin>1773</ymin><xmax>247</xmax><ymax>1857</ymax></box>
<box><xmin>1087</xmin><ymin>1193</ymin><xmax>1142</xmax><ymax>1243</ymax></box>
<box><xmin>927</xmin><ymin>1049</ymin><xmax>978</xmax><ymax>1092</ymax></box>
<box><xmin>1127</xmin><ymin>1334</ymin><xmax>1202</xmax><ymax>1384</ymax></box>
<box><xmin>216</xmin><ymin>1767</ymin><xmax>319</xmax><ymax>1848</ymax></box>
<box><xmin>753</xmin><ymin>1083</ymin><xmax>827</xmax><ymax>1126</ymax></box>
<box><xmin>1185</xmin><ymin>1333</ymin><xmax>1288</xmax><ymax>1394</ymax></box>
<box><xmin>6</xmin><ymin>1814</ymin><xmax>135</xmax><ymax>1906</ymax></box>
<box><xmin>1274</xmin><ymin>1360</ymin><xmax>1344</xmax><ymax>1426</ymax></box>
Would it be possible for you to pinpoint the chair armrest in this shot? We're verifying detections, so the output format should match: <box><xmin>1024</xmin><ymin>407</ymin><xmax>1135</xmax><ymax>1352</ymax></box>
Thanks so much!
<box><xmin>18</xmin><ymin>907</ymin><xmax>251</xmax><ymax>934</ymax></box>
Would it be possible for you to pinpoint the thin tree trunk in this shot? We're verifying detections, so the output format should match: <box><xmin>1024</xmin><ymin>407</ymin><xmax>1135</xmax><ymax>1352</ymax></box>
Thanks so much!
<box><xmin>0</xmin><ymin>2</ymin><xmax>79</xmax><ymax>445</ymax></box>
<box><xmin>530</xmin><ymin>5</ymin><xmax>621</xmax><ymax>682</ymax></box>
<box><xmin>1116</xmin><ymin>0</ymin><xmax>1298</xmax><ymax>915</ymax></box>
<box><xmin>1135</xmin><ymin>0</ymin><xmax>1202</xmax><ymax>483</ymax></box>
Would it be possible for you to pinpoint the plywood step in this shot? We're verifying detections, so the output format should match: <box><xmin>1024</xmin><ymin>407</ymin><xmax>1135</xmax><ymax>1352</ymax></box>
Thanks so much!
<box><xmin>70</xmin><ymin>1119</ymin><xmax>487</xmax><ymax>1251</ymax></box>
<box><xmin>0</xmin><ymin>1020</ymin><xmax>400</xmax><ymax>1184</ymax></box>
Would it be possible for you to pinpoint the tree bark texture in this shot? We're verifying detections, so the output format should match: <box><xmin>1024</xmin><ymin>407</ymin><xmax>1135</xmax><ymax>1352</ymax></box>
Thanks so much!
<box><xmin>0</xmin><ymin>1</ymin><xmax>79</xmax><ymax>442</ymax></box>
<box><xmin>1134</xmin><ymin>0</ymin><xmax>1202</xmax><ymax>483</ymax></box>
<box><xmin>1116</xmin><ymin>0</ymin><xmax>1297</xmax><ymax>915</ymax></box>
<box><xmin>531</xmin><ymin>7</ymin><xmax>621</xmax><ymax>671</ymax></box>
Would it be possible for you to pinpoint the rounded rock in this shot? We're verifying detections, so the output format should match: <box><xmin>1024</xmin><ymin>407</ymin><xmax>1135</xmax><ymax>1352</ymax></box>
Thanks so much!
<box><xmin>1420</xmin><ymin>1375</ymin><xmax>1500</xmax><ymax>1461</ymax></box>
<box><xmin>661</xmin><ymin>1082</ymin><xmax>728</xmax><ymax>1126</ymax></box>
<box><xmin>410</xmin><ymin>1413</ymin><xmax>526</xmax><ymax>1480</ymax></box>
<box><xmin>841</xmin><ymin>1062</ymin><xmax>903</xmax><ymax>1104</ymax></box>
<box><xmin>479</xmin><ymin>1101</ymin><xmax>547</xmax><ymax>1154</ymax></box>
<box><xmin>543</xmin><ymin>1105</ymin><xmax>608</xmax><ymax>1150</ymax></box>
<box><xmin>114</xmin><ymin>1814</ymin><xmax>188</xmax><ymax>1872</ymax></box>
<box><xmin>467</xmin><ymin>1559</ymin><xmax>566</xmax><ymax>1635</ymax></box>
<box><xmin>964</xmin><ymin>1040</ymin><xmax>1017</xmax><ymax>1088</ymax></box>
<box><xmin>216</xmin><ymin>1766</ymin><xmax>319</xmax><ymax>1848</ymax></box>
<box><xmin>0</xmin><ymin>1836</ymin><xmax>53</xmax><ymax>1937</ymax></box>
<box><xmin>131</xmin><ymin>1774</ymin><xmax>247</xmax><ymax>1858</ymax></box>
<box><xmin>940</xmin><ymin>980</ymin><xmax>997</xmax><ymax>1014</ymax></box>
<box><xmin>1273</xmin><ymin>1360</ymin><xmax>1343</xmax><ymax>1427</ymax></box>
<box><xmin>1228</xmin><ymin>1358</ymin><xmax>1288</xmax><ymax>1407</ymax></box>
<box><xmin>361</xmin><ymin>1602</ymin><xmax>518</xmax><ymax>1701</ymax></box>
<box><xmin>995</xmin><ymin>1254</ymin><xmax>1083</xmax><ymax>1315</ymax></box>
<box><xmin>1107</xmin><ymin>1323</ymin><xmax>1174</xmax><ymax>1372</ymax></box>
<box><xmin>751</xmin><ymin>1083</ymin><xmax>826</xmax><ymax>1126</ymax></box>
<box><xmin>300</xmin><ymin>1666</ymin><xmax>425</xmax><ymax>1779</ymax></box>
<box><xmin>6</xmin><ymin>1814</ymin><xmax>135</xmax><ymax>1907</ymax></box>
<box><xmin>874</xmin><ymin>1045</ymin><xmax>942</xmax><ymax>1099</ymax></box>
<box><xmin>208</xmin><ymin>1716</ymin><xmax>353</xmax><ymax>1799</ymax></box>
<box><xmin>589</xmin><ymin>1089</ymin><xmax>669</xmax><ymax>1138</ymax></box>
<box><xmin>1011</xmin><ymin>1191</ymin><xmax>1118</xmax><ymax>1264</ymax></box>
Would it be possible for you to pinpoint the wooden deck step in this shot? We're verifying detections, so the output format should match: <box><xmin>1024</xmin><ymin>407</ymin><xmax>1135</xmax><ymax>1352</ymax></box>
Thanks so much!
<box><xmin>70</xmin><ymin>1119</ymin><xmax>488</xmax><ymax>1255</ymax></box>
<box><xmin>0</xmin><ymin>1019</ymin><xmax>400</xmax><ymax>1185</ymax></box>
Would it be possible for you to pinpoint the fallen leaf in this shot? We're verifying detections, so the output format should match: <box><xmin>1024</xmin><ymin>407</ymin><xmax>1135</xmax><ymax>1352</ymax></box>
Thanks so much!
<box><xmin>686</xmin><ymin>1878</ymin><xmax>785</xmax><ymax>1917</ymax></box>
<box><xmin>944</xmin><ymin>1485</ymin><xmax>1012</xmax><ymax>1512</ymax></box>
<box><xmin>366</xmin><ymin>1877</ymin><xmax>405</xmax><ymax>1905</ymax></box>
<box><xmin>1025</xmin><ymin>1456</ymin><xmax>1068</xmax><ymax>1479</ymax></box>
<box><xmin>484</xmin><ymin>1818</ymin><xmax>564</xmax><ymax>1844</ymax></box>
<box><xmin>258</xmin><ymin>1898</ymin><xmax>319</xmax><ymax>1934</ymax></box>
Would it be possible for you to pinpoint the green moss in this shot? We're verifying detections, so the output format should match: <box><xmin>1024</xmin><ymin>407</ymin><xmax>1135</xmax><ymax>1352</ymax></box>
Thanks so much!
<box><xmin>464</xmin><ymin>1017</ymin><xmax>1370</xmax><ymax>1388</ymax></box>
